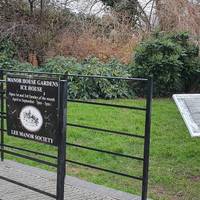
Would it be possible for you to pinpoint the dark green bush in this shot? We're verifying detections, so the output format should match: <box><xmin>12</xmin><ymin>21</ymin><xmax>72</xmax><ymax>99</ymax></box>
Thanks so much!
<box><xmin>0</xmin><ymin>55</ymin><xmax>134</xmax><ymax>99</ymax></box>
<box><xmin>42</xmin><ymin>56</ymin><xmax>133</xmax><ymax>99</ymax></box>
<box><xmin>132</xmin><ymin>32</ymin><xmax>200</xmax><ymax>96</ymax></box>
<box><xmin>0</xmin><ymin>39</ymin><xmax>16</xmax><ymax>58</ymax></box>
<box><xmin>0</xmin><ymin>40</ymin><xmax>16</xmax><ymax>69</ymax></box>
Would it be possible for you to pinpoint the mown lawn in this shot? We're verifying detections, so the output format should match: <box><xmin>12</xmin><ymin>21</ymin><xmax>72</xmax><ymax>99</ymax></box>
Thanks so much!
<box><xmin>2</xmin><ymin>99</ymin><xmax>200</xmax><ymax>200</ymax></box>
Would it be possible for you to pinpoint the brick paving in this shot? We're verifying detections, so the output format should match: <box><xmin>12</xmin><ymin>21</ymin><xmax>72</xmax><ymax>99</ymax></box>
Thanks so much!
<box><xmin>0</xmin><ymin>160</ymin><xmax>140</xmax><ymax>200</ymax></box>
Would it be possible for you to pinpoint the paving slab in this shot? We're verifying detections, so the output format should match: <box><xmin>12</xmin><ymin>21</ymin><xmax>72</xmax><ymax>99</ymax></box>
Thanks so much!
<box><xmin>0</xmin><ymin>160</ymin><xmax>141</xmax><ymax>200</ymax></box>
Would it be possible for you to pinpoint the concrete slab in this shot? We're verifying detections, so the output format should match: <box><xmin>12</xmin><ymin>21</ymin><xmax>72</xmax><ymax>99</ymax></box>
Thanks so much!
<box><xmin>0</xmin><ymin>160</ymin><xmax>141</xmax><ymax>200</ymax></box>
<box><xmin>173</xmin><ymin>94</ymin><xmax>200</xmax><ymax>137</ymax></box>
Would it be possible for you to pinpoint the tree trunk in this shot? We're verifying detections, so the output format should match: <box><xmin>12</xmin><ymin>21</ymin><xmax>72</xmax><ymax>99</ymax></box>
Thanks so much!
<box><xmin>28</xmin><ymin>0</ymin><xmax>35</xmax><ymax>16</ymax></box>
<box><xmin>40</xmin><ymin>0</ymin><xmax>44</xmax><ymax>16</ymax></box>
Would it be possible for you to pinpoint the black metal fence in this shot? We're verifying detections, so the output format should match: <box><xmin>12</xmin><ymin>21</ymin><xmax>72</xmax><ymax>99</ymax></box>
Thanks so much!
<box><xmin>0</xmin><ymin>69</ymin><xmax>153</xmax><ymax>200</ymax></box>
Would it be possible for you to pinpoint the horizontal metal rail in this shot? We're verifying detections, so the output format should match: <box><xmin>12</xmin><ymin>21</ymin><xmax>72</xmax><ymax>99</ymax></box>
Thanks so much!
<box><xmin>0</xmin><ymin>148</ymin><xmax>57</xmax><ymax>167</ymax></box>
<box><xmin>67</xmin><ymin>142</ymin><xmax>144</xmax><ymax>161</ymax></box>
<box><xmin>0</xmin><ymin>123</ymin><xmax>144</xmax><ymax>139</ymax></box>
<box><xmin>0</xmin><ymin>112</ymin><xmax>6</xmax><ymax>115</ymax></box>
<box><xmin>68</xmin><ymin>74</ymin><xmax>148</xmax><ymax>81</ymax></box>
<box><xmin>66</xmin><ymin>159</ymin><xmax>143</xmax><ymax>181</ymax></box>
<box><xmin>68</xmin><ymin>123</ymin><xmax>144</xmax><ymax>138</ymax></box>
<box><xmin>0</xmin><ymin>128</ymin><xmax>7</xmax><ymax>132</ymax></box>
<box><xmin>0</xmin><ymin>176</ymin><xmax>56</xmax><ymax>199</ymax></box>
<box><xmin>68</xmin><ymin>99</ymin><xmax>146</xmax><ymax>111</ymax></box>
<box><xmin>2</xmin><ymin>69</ymin><xmax>148</xmax><ymax>82</ymax></box>
<box><xmin>0</xmin><ymin>115</ymin><xmax>6</xmax><ymax>119</ymax></box>
<box><xmin>2</xmin><ymin>144</ymin><xmax>57</xmax><ymax>159</ymax></box>
<box><xmin>0</xmin><ymin>144</ymin><xmax>142</xmax><ymax>180</ymax></box>
<box><xmin>2</xmin><ymin>69</ymin><xmax>63</xmax><ymax>77</ymax></box>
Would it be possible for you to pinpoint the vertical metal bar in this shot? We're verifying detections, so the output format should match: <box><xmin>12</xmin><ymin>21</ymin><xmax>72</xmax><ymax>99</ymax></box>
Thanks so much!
<box><xmin>0</xmin><ymin>69</ymin><xmax>4</xmax><ymax>161</ymax></box>
<box><xmin>56</xmin><ymin>78</ymin><xmax>67</xmax><ymax>200</ymax></box>
<box><xmin>142</xmin><ymin>76</ymin><xmax>153</xmax><ymax>200</ymax></box>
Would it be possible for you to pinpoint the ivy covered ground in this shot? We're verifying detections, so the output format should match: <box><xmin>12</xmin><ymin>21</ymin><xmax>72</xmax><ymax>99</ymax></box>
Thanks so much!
<box><xmin>3</xmin><ymin>99</ymin><xmax>200</xmax><ymax>200</ymax></box>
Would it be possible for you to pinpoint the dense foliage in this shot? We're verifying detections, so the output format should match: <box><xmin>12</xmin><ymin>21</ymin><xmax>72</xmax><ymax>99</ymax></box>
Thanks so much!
<box><xmin>0</xmin><ymin>0</ymin><xmax>140</xmax><ymax>64</ymax></box>
<box><xmin>0</xmin><ymin>49</ymin><xmax>133</xmax><ymax>99</ymax></box>
<box><xmin>42</xmin><ymin>57</ymin><xmax>133</xmax><ymax>99</ymax></box>
<box><xmin>0</xmin><ymin>40</ymin><xmax>33</xmax><ymax>71</ymax></box>
<box><xmin>133</xmin><ymin>32</ymin><xmax>200</xmax><ymax>96</ymax></box>
<box><xmin>1</xmin><ymin>32</ymin><xmax>199</xmax><ymax>99</ymax></box>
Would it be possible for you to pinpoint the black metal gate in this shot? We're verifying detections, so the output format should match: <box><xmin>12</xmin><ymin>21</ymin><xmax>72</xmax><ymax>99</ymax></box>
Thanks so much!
<box><xmin>0</xmin><ymin>69</ymin><xmax>153</xmax><ymax>200</ymax></box>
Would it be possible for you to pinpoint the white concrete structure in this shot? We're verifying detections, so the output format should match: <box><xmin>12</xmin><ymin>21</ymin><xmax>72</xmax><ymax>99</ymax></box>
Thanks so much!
<box><xmin>173</xmin><ymin>94</ymin><xmax>200</xmax><ymax>137</ymax></box>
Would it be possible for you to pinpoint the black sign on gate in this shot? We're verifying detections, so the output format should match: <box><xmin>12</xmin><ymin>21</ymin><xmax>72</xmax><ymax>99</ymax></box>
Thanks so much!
<box><xmin>6</xmin><ymin>74</ymin><xmax>59</xmax><ymax>146</ymax></box>
<box><xmin>3</xmin><ymin>72</ymin><xmax>67</xmax><ymax>200</ymax></box>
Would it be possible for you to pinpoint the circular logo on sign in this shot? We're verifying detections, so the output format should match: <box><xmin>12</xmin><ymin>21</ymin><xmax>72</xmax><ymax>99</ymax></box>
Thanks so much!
<box><xmin>20</xmin><ymin>106</ymin><xmax>43</xmax><ymax>132</ymax></box>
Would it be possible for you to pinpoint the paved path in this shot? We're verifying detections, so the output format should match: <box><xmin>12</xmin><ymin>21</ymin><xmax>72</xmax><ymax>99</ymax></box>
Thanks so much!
<box><xmin>0</xmin><ymin>160</ymin><xmax>140</xmax><ymax>200</ymax></box>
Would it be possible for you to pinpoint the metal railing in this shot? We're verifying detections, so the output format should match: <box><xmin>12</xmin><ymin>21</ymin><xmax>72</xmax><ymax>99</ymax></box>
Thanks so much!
<box><xmin>0</xmin><ymin>69</ymin><xmax>153</xmax><ymax>200</ymax></box>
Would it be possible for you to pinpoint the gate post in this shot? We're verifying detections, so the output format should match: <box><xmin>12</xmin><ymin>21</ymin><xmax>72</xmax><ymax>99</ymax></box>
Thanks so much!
<box><xmin>142</xmin><ymin>76</ymin><xmax>153</xmax><ymax>200</ymax></box>
<box><xmin>56</xmin><ymin>77</ymin><xmax>67</xmax><ymax>200</ymax></box>
<box><xmin>0</xmin><ymin>69</ymin><xmax>4</xmax><ymax>161</ymax></box>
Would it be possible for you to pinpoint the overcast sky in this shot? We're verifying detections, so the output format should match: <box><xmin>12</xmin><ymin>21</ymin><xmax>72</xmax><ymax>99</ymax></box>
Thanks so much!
<box><xmin>65</xmin><ymin>0</ymin><xmax>153</xmax><ymax>16</ymax></box>
<box><xmin>66</xmin><ymin>0</ymin><xmax>105</xmax><ymax>15</ymax></box>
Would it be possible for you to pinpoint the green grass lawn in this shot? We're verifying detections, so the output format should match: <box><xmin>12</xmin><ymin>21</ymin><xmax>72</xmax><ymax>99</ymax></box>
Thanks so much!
<box><xmin>2</xmin><ymin>99</ymin><xmax>200</xmax><ymax>200</ymax></box>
